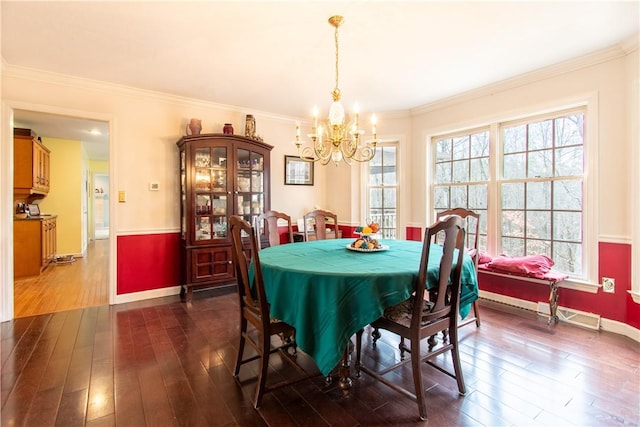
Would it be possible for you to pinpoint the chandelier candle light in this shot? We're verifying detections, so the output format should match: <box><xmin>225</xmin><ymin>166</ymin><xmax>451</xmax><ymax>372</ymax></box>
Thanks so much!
<box><xmin>294</xmin><ymin>15</ymin><xmax>378</xmax><ymax>166</ymax></box>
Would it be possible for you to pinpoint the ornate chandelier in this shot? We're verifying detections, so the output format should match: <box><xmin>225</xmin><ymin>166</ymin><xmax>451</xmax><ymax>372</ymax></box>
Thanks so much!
<box><xmin>294</xmin><ymin>15</ymin><xmax>378</xmax><ymax>166</ymax></box>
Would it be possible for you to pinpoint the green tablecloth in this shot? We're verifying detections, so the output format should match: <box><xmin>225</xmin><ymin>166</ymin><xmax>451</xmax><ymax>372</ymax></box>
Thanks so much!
<box><xmin>256</xmin><ymin>238</ymin><xmax>478</xmax><ymax>376</ymax></box>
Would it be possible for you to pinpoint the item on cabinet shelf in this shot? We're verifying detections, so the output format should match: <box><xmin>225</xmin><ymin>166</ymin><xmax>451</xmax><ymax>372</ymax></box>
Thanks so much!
<box><xmin>238</xmin><ymin>177</ymin><xmax>250</xmax><ymax>192</ymax></box>
<box><xmin>186</xmin><ymin>118</ymin><xmax>202</xmax><ymax>135</ymax></box>
<box><xmin>245</xmin><ymin>115</ymin><xmax>256</xmax><ymax>138</ymax></box>
<box><xmin>251</xmin><ymin>175</ymin><xmax>262</xmax><ymax>191</ymax></box>
<box><xmin>223</xmin><ymin>123</ymin><xmax>234</xmax><ymax>134</ymax></box>
<box><xmin>213</xmin><ymin>199</ymin><xmax>226</xmax><ymax>214</ymax></box>
<box><xmin>195</xmin><ymin>151</ymin><xmax>210</xmax><ymax>167</ymax></box>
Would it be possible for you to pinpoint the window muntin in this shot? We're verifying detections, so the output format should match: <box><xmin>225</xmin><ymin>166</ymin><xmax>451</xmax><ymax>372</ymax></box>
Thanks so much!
<box><xmin>367</xmin><ymin>145</ymin><xmax>397</xmax><ymax>239</ymax></box>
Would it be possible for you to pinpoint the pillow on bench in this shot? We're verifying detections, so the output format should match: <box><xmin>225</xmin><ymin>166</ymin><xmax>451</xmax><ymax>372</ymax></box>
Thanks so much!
<box><xmin>484</xmin><ymin>254</ymin><xmax>554</xmax><ymax>280</ymax></box>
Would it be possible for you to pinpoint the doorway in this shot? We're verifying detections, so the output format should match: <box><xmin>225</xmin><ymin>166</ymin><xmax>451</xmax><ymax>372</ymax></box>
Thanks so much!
<box><xmin>10</xmin><ymin>109</ymin><xmax>111</xmax><ymax>318</ymax></box>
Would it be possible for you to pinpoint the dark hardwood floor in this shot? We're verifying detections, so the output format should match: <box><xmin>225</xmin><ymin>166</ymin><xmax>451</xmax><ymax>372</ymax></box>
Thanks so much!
<box><xmin>1</xmin><ymin>288</ymin><xmax>638</xmax><ymax>426</ymax></box>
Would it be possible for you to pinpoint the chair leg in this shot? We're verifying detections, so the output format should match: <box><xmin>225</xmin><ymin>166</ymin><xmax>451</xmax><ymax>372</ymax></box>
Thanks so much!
<box><xmin>448</xmin><ymin>326</ymin><xmax>466</xmax><ymax>396</ymax></box>
<box><xmin>372</xmin><ymin>327</ymin><xmax>381</xmax><ymax>348</ymax></box>
<box><xmin>253</xmin><ymin>331</ymin><xmax>270</xmax><ymax>408</ymax></box>
<box><xmin>473</xmin><ymin>299</ymin><xmax>481</xmax><ymax>327</ymax></box>
<box><xmin>399</xmin><ymin>337</ymin><xmax>407</xmax><ymax>360</ymax></box>
<box><xmin>234</xmin><ymin>317</ymin><xmax>247</xmax><ymax>377</ymax></box>
<box><xmin>280</xmin><ymin>330</ymin><xmax>297</xmax><ymax>355</ymax></box>
<box><xmin>427</xmin><ymin>334</ymin><xmax>437</xmax><ymax>351</ymax></box>
<box><xmin>355</xmin><ymin>329</ymin><xmax>363</xmax><ymax>377</ymax></box>
<box><xmin>411</xmin><ymin>338</ymin><xmax>427</xmax><ymax>421</ymax></box>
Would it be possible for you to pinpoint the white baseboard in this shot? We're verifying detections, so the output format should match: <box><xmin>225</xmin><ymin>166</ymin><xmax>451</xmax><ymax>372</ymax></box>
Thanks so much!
<box><xmin>479</xmin><ymin>290</ymin><xmax>640</xmax><ymax>343</ymax></box>
<box><xmin>478</xmin><ymin>289</ymin><xmax>539</xmax><ymax>311</ymax></box>
<box><xmin>600</xmin><ymin>317</ymin><xmax>640</xmax><ymax>342</ymax></box>
<box><xmin>114</xmin><ymin>286</ymin><xmax>182</xmax><ymax>305</ymax></box>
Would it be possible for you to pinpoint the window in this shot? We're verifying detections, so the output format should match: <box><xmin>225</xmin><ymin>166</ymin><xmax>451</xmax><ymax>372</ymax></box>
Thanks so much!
<box><xmin>500</xmin><ymin>112</ymin><xmax>584</xmax><ymax>275</ymax></box>
<box><xmin>433</xmin><ymin>130</ymin><xmax>489</xmax><ymax>251</ymax></box>
<box><xmin>431</xmin><ymin>108</ymin><xmax>586</xmax><ymax>279</ymax></box>
<box><xmin>367</xmin><ymin>145</ymin><xmax>398</xmax><ymax>238</ymax></box>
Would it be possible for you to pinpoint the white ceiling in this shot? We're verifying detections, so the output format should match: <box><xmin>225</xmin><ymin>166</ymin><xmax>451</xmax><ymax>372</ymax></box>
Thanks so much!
<box><xmin>2</xmin><ymin>1</ymin><xmax>639</xmax><ymax>161</ymax></box>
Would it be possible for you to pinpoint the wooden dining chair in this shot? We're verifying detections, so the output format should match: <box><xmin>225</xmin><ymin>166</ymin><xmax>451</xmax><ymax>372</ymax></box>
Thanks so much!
<box><xmin>254</xmin><ymin>210</ymin><xmax>294</xmax><ymax>249</ymax></box>
<box><xmin>436</xmin><ymin>207</ymin><xmax>481</xmax><ymax>328</ymax></box>
<box><xmin>229</xmin><ymin>215</ymin><xmax>315</xmax><ymax>408</ymax></box>
<box><xmin>302</xmin><ymin>209</ymin><xmax>338</xmax><ymax>241</ymax></box>
<box><xmin>355</xmin><ymin>215</ymin><xmax>467</xmax><ymax>421</ymax></box>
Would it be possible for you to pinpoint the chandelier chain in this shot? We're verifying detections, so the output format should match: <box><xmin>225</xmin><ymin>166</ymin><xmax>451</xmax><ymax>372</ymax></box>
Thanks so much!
<box><xmin>334</xmin><ymin>23</ymin><xmax>340</xmax><ymax>94</ymax></box>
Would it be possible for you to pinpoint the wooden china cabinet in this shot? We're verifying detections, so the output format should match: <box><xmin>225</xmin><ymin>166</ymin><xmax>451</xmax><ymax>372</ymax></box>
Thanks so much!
<box><xmin>176</xmin><ymin>133</ymin><xmax>272</xmax><ymax>302</ymax></box>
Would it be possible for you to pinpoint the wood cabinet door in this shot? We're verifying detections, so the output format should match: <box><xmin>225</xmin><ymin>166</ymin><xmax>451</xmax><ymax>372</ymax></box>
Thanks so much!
<box><xmin>189</xmin><ymin>246</ymin><xmax>233</xmax><ymax>283</ymax></box>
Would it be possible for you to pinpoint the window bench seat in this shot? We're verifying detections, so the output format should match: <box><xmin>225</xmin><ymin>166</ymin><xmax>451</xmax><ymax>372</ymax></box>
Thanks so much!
<box><xmin>477</xmin><ymin>263</ymin><xmax>569</xmax><ymax>324</ymax></box>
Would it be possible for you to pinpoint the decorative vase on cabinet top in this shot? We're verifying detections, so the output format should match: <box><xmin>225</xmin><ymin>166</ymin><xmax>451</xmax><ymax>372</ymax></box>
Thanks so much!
<box><xmin>245</xmin><ymin>115</ymin><xmax>256</xmax><ymax>138</ymax></box>
<box><xmin>223</xmin><ymin>123</ymin><xmax>234</xmax><ymax>135</ymax></box>
<box><xmin>186</xmin><ymin>118</ymin><xmax>202</xmax><ymax>135</ymax></box>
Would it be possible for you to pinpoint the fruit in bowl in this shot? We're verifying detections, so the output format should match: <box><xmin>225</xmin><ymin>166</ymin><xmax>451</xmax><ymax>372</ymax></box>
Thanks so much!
<box><xmin>351</xmin><ymin>238</ymin><xmax>382</xmax><ymax>250</ymax></box>
<box><xmin>355</xmin><ymin>225</ymin><xmax>374</xmax><ymax>234</ymax></box>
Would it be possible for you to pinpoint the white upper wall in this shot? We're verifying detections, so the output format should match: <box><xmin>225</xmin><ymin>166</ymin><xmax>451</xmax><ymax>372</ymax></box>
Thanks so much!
<box><xmin>406</xmin><ymin>44</ymin><xmax>638</xmax><ymax>242</ymax></box>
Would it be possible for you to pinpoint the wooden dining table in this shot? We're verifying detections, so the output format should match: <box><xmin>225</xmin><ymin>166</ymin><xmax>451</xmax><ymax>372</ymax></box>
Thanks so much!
<box><xmin>255</xmin><ymin>238</ymin><xmax>479</xmax><ymax>394</ymax></box>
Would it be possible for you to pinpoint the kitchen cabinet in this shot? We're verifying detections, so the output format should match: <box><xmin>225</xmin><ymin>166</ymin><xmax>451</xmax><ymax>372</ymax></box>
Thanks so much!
<box><xmin>14</xmin><ymin>216</ymin><xmax>57</xmax><ymax>278</ymax></box>
<box><xmin>14</xmin><ymin>128</ymin><xmax>50</xmax><ymax>198</ymax></box>
<box><xmin>176</xmin><ymin>134</ymin><xmax>272</xmax><ymax>302</ymax></box>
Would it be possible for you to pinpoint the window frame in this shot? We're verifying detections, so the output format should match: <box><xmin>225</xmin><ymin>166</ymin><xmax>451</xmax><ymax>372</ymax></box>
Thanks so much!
<box><xmin>431</xmin><ymin>127</ymin><xmax>490</xmax><ymax>252</ymax></box>
<box><xmin>364</xmin><ymin>141</ymin><xmax>399</xmax><ymax>239</ymax></box>
<box><xmin>497</xmin><ymin>108</ymin><xmax>586</xmax><ymax>279</ymax></box>
<box><xmin>428</xmin><ymin>99</ymin><xmax>598</xmax><ymax>288</ymax></box>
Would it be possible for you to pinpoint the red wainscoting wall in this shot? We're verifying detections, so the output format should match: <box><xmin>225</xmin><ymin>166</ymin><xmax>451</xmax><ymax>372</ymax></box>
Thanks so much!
<box><xmin>117</xmin><ymin>233</ymin><xmax>180</xmax><ymax>294</ymax></box>
<box><xmin>116</xmin><ymin>228</ymin><xmax>638</xmax><ymax>330</ymax></box>
<box><xmin>405</xmin><ymin>226</ymin><xmax>638</xmax><ymax>329</ymax></box>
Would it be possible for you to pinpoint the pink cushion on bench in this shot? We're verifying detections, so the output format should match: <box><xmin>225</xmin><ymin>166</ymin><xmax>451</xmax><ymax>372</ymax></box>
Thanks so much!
<box><xmin>478</xmin><ymin>251</ymin><xmax>493</xmax><ymax>264</ymax></box>
<box><xmin>485</xmin><ymin>254</ymin><xmax>555</xmax><ymax>279</ymax></box>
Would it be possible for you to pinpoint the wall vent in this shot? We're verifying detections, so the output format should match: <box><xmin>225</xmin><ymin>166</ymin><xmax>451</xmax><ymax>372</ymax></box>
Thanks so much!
<box><xmin>537</xmin><ymin>302</ymin><xmax>601</xmax><ymax>330</ymax></box>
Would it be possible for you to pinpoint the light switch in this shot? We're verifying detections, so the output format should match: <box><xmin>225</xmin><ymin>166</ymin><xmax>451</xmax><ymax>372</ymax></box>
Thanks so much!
<box><xmin>118</xmin><ymin>191</ymin><xmax>126</xmax><ymax>203</ymax></box>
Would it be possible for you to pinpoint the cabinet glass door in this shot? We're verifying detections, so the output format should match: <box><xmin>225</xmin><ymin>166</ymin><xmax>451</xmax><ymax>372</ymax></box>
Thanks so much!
<box><xmin>236</xmin><ymin>149</ymin><xmax>265</xmax><ymax>226</ymax></box>
<box><xmin>194</xmin><ymin>146</ymin><xmax>228</xmax><ymax>241</ymax></box>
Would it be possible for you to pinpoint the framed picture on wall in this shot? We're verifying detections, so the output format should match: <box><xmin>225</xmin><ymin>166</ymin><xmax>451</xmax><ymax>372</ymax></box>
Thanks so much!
<box><xmin>285</xmin><ymin>155</ymin><xmax>314</xmax><ymax>185</ymax></box>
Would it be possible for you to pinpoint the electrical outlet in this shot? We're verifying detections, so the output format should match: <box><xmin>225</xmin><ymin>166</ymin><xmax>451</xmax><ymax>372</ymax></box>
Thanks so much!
<box><xmin>602</xmin><ymin>277</ymin><xmax>615</xmax><ymax>293</ymax></box>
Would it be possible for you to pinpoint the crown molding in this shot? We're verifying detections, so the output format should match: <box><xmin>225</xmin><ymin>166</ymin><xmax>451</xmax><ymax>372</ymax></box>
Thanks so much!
<box><xmin>1</xmin><ymin>63</ymin><xmax>295</xmax><ymax>122</ymax></box>
<box><xmin>411</xmin><ymin>38</ymin><xmax>638</xmax><ymax>116</ymax></box>
<box><xmin>620</xmin><ymin>33</ymin><xmax>639</xmax><ymax>54</ymax></box>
